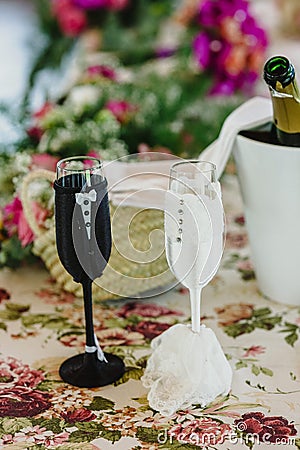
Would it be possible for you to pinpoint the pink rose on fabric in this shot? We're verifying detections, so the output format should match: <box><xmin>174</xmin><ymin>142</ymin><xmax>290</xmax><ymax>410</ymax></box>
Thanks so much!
<box><xmin>169</xmin><ymin>417</ymin><xmax>231</xmax><ymax>446</ymax></box>
<box><xmin>234</xmin><ymin>412</ymin><xmax>297</xmax><ymax>444</ymax></box>
<box><xmin>95</xmin><ymin>328</ymin><xmax>145</xmax><ymax>346</ymax></box>
<box><xmin>60</xmin><ymin>408</ymin><xmax>97</xmax><ymax>423</ymax></box>
<box><xmin>243</xmin><ymin>345</ymin><xmax>265</xmax><ymax>357</ymax></box>
<box><xmin>0</xmin><ymin>356</ymin><xmax>45</xmax><ymax>389</ymax></box>
<box><xmin>117</xmin><ymin>301</ymin><xmax>183</xmax><ymax>318</ymax></box>
<box><xmin>0</xmin><ymin>387</ymin><xmax>51</xmax><ymax>417</ymax></box>
<box><xmin>225</xmin><ymin>231</ymin><xmax>248</xmax><ymax>249</ymax></box>
<box><xmin>31</xmin><ymin>154</ymin><xmax>59</xmax><ymax>172</ymax></box>
<box><xmin>127</xmin><ymin>320</ymin><xmax>170</xmax><ymax>339</ymax></box>
<box><xmin>105</xmin><ymin>100</ymin><xmax>137</xmax><ymax>124</ymax></box>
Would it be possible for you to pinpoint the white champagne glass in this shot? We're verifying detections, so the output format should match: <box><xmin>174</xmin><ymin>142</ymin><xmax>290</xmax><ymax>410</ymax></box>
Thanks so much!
<box><xmin>165</xmin><ymin>160</ymin><xmax>224</xmax><ymax>333</ymax></box>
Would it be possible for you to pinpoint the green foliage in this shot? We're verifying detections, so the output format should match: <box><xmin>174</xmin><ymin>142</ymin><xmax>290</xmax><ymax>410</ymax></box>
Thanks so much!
<box><xmin>115</xmin><ymin>367</ymin><xmax>144</xmax><ymax>385</ymax></box>
<box><xmin>279</xmin><ymin>321</ymin><xmax>300</xmax><ymax>347</ymax></box>
<box><xmin>1</xmin><ymin>417</ymin><xmax>32</xmax><ymax>434</ymax></box>
<box><xmin>136</xmin><ymin>426</ymin><xmax>162</xmax><ymax>443</ymax></box>
<box><xmin>32</xmin><ymin>417</ymin><xmax>64</xmax><ymax>434</ymax></box>
<box><xmin>223</xmin><ymin>307</ymin><xmax>282</xmax><ymax>338</ymax></box>
<box><xmin>100</xmin><ymin>428</ymin><xmax>122</xmax><ymax>442</ymax></box>
<box><xmin>21</xmin><ymin>313</ymin><xmax>70</xmax><ymax>330</ymax></box>
<box><xmin>87</xmin><ymin>396</ymin><xmax>115</xmax><ymax>411</ymax></box>
<box><xmin>5</xmin><ymin>302</ymin><xmax>30</xmax><ymax>313</ymax></box>
<box><xmin>0</xmin><ymin>237</ymin><xmax>36</xmax><ymax>269</ymax></box>
<box><xmin>68</xmin><ymin>429</ymin><xmax>100</xmax><ymax>443</ymax></box>
<box><xmin>0</xmin><ymin>309</ymin><xmax>21</xmax><ymax>321</ymax></box>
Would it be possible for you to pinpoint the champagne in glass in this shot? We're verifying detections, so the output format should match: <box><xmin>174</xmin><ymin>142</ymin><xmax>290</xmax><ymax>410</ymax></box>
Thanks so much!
<box><xmin>165</xmin><ymin>161</ymin><xmax>224</xmax><ymax>333</ymax></box>
<box><xmin>54</xmin><ymin>156</ymin><xmax>125</xmax><ymax>387</ymax></box>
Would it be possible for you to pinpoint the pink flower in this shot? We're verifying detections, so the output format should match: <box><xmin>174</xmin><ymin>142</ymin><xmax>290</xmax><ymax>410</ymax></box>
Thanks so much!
<box><xmin>27</xmin><ymin>125</ymin><xmax>44</xmax><ymax>142</ymax></box>
<box><xmin>243</xmin><ymin>345</ymin><xmax>265</xmax><ymax>357</ymax></box>
<box><xmin>36</xmin><ymin>288</ymin><xmax>76</xmax><ymax>305</ymax></box>
<box><xmin>236</xmin><ymin>260</ymin><xmax>253</xmax><ymax>272</ymax></box>
<box><xmin>56</xmin><ymin>4</ymin><xmax>87</xmax><ymax>36</ymax></box>
<box><xmin>0</xmin><ymin>356</ymin><xmax>45</xmax><ymax>389</ymax></box>
<box><xmin>73</xmin><ymin>0</ymin><xmax>107</xmax><ymax>8</ymax></box>
<box><xmin>3</xmin><ymin>197</ymin><xmax>49</xmax><ymax>247</ymax></box>
<box><xmin>31</xmin><ymin>154</ymin><xmax>59</xmax><ymax>172</ymax></box>
<box><xmin>95</xmin><ymin>328</ymin><xmax>145</xmax><ymax>346</ymax></box>
<box><xmin>127</xmin><ymin>320</ymin><xmax>171</xmax><ymax>339</ymax></box>
<box><xmin>106</xmin><ymin>0</ymin><xmax>129</xmax><ymax>10</ymax></box>
<box><xmin>237</xmin><ymin>259</ymin><xmax>256</xmax><ymax>281</ymax></box>
<box><xmin>0</xmin><ymin>434</ymin><xmax>14</xmax><ymax>445</ymax></box>
<box><xmin>60</xmin><ymin>328</ymin><xmax>145</xmax><ymax>347</ymax></box>
<box><xmin>44</xmin><ymin>431</ymin><xmax>70</xmax><ymax>447</ymax></box>
<box><xmin>60</xmin><ymin>334</ymin><xmax>85</xmax><ymax>348</ymax></box>
<box><xmin>193</xmin><ymin>32</ymin><xmax>211</xmax><ymax>69</ymax></box>
<box><xmin>27</xmin><ymin>102</ymin><xmax>54</xmax><ymax>141</ymax></box>
<box><xmin>225</xmin><ymin>231</ymin><xmax>248</xmax><ymax>249</ymax></box>
<box><xmin>234</xmin><ymin>412</ymin><xmax>297</xmax><ymax>444</ymax></box>
<box><xmin>193</xmin><ymin>0</ymin><xmax>268</xmax><ymax>95</ymax></box>
<box><xmin>33</xmin><ymin>102</ymin><xmax>54</xmax><ymax>120</ymax></box>
<box><xmin>117</xmin><ymin>301</ymin><xmax>183</xmax><ymax>318</ymax></box>
<box><xmin>60</xmin><ymin>408</ymin><xmax>97</xmax><ymax>423</ymax></box>
<box><xmin>52</xmin><ymin>0</ymin><xmax>73</xmax><ymax>15</ymax></box>
<box><xmin>105</xmin><ymin>100</ymin><xmax>137</xmax><ymax>124</ymax></box>
<box><xmin>0</xmin><ymin>387</ymin><xmax>51</xmax><ymax>417</ymax></box>
<box><xmin>234</xmin><ymin>214</ymin><xmax>245</xmax><ymax>225</ymax></box>
<box><xmin>87</xmin><ymin>64</ymin><xmax>117</xmax><ymax>80</ymax></box>
<box><xmin>3</xmin><ymin>197</ymin><xmax>34</xmax><ymax>247</ymax></box>
<box><xmin>169</xmin><ymin>417</ymin><xmax>232</xmax><ymax>446</ymax></box>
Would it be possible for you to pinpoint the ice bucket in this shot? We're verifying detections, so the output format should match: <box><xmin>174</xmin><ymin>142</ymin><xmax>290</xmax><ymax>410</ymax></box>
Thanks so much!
<box><xmin>233</xmin><ymin>133</ymin><xmax>300</xmax><ymax>306</ymax></box>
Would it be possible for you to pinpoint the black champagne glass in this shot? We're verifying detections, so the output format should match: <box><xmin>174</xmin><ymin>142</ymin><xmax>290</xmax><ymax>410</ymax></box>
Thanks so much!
<box><xmin>54</xmin><ymin>156</ymin><xmax>125</xmax><ymax>387</ymax></box>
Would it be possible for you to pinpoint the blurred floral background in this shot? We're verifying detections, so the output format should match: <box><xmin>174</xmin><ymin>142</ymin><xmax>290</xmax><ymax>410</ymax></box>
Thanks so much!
<box><xmin>0</xmin><ymin>0</ymin><xmax>296</xmax><ymax>268</ymax></box>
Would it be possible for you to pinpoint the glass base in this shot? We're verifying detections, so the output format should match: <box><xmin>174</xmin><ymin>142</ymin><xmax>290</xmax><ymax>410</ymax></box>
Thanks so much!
<box><xmin>59</xmin><ymin>351</ymin><xmax>125</xmax><ymax>388</ymax></box>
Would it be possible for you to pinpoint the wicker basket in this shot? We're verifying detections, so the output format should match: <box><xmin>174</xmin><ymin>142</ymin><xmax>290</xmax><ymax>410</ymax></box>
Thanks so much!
<box><xmin>21</xmin><ymin>168</ymin><xmax>175</xmax><ymax>300</ymax></box>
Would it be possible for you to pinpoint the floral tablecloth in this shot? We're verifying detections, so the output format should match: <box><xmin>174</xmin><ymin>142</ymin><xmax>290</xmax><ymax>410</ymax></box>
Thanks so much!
<box><xmin>0</xmin><ymin>175</ymin><xmax>299</xmax><ymax>450</ymax></box>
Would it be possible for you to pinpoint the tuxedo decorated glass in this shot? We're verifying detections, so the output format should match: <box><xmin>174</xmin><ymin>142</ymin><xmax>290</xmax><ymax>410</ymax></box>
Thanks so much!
<box><xmin>54</xmin><ymin>156</ymin><xmax>125</xmax><ymax>388</ymax></box>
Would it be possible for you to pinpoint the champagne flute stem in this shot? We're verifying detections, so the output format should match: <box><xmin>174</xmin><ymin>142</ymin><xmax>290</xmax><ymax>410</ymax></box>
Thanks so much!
<box><xmin>82</xmin><ymin>278</ymin><xmax>96</xmax><ymax>348</ymax></box>
<box><xmin>190</xmin><ymin>287</ymin><xmax>202</xmax><ymax>333</ymax></box>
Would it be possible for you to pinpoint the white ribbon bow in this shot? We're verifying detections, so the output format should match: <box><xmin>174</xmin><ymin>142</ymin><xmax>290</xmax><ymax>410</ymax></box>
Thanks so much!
<box><xmin>75</xmin><ymin>189</ymin><xmax>97</xmax><ymax>205</ymax></box>
<box><xmin>85</xmin><ymin>333</ymin><xmax>108</xmax><ymax>363</ymax></box>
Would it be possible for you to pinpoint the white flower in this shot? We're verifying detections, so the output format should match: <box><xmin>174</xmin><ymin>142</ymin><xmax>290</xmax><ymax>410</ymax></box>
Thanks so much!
<box><xmin>14</xmin><ymin>153</ymin><xmax>31</xmax><ymax>173</ymax></box>
<box><xmin>67</xmin><ymin>85</ymin><xmax>101</xmax><ymax>113</ymax></box>
<box><xmin>28</xmin><ymin>179</ymin><xmax>50</xmax><ymax>199</ymax></box>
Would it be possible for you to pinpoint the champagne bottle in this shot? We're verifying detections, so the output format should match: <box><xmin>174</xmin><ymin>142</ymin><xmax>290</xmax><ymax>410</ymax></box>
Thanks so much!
<box><xmin>263</xmin><ymin>55</ymin><xmax>300</xmax><ymax>147</ymax></box>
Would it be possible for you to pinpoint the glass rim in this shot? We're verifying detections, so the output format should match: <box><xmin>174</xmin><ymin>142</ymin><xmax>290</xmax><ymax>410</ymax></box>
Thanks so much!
<box><xmin>57</xmin><ymin>156</ymin><xmax>102</xmax><ymax>172</ymax></box>
<box><xmin>170</xmin><ymin>160</ymin><xmax>216</xmax><ymax>174</ymax></box>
